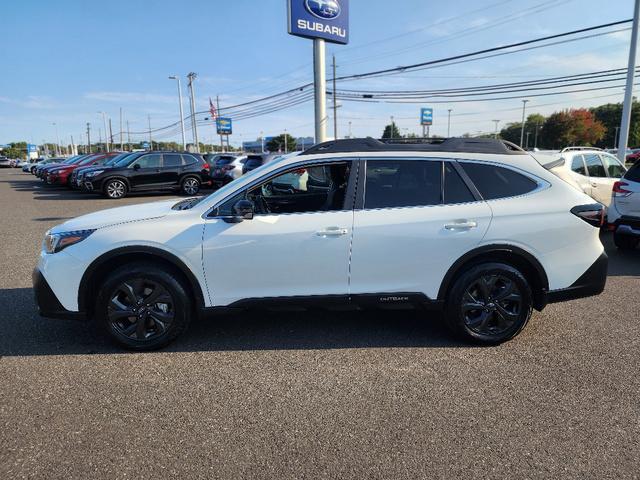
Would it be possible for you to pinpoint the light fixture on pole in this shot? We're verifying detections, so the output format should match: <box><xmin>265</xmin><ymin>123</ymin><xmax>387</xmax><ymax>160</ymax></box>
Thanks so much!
<box><xmin>519</xmin><ymin>100</ymin><xmax>529</xmax><ymax>147</ymax></box>
<box><xmin>169</xmin><ymin>76</ymin><xmax>187</xmax><ymax>150</ymax></box>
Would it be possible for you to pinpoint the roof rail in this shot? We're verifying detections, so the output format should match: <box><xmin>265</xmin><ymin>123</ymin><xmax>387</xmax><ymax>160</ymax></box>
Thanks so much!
<box><xmin>300</xmin><ymin>137</ymin><xmax>527</xmax><ymax>156</ymax></box>
<box><xmin>560</xmin><ymin>146</ymin><xmax>603</xmax><ymax>153</ymax></box>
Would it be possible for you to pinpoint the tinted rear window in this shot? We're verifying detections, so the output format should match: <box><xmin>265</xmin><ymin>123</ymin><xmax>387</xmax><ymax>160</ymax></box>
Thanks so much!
<box><xmin>215</xmin><ymin>157</ymin><xmax>236</xmax><ymax>166</ymax></box>
<box><xmin>365</xmin><ymin>160</ymin><xmax>441</xmax><ymax>209</ymax></box>
<box><xmin>461</xmin><ymin>163</ymin><xmax>537</xmax><ymax>200</ymax></box>
<box><xmin>625</xmin><ymin>161</ymin><xmax>640</xmax><ymax>182</ymax></box>
<box><xmin>444</xmin><ymin>163</ymin><xmax>475</xmax><ymax>204</ymax></box>
<box><xmin>245</xmin><ymin>159</ymin><xmax>262</xmax><ymax>168</ymax></box>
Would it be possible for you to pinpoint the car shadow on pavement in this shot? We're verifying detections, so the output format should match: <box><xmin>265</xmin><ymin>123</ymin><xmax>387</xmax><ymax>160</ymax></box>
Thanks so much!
<box><xmin>601</xmin><ymin>232</ymin><xmax>640</xmax><ymax>277</ymax></box>
<box><xmin>0</xmin><ymin>288</ymin><xmax>465</xmax><ymax>357</ymax></box>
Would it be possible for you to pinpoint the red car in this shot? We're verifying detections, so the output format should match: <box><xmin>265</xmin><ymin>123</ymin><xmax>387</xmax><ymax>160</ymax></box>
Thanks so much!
<box><xmin>46</xmin><ymin>153</ymin><xmax>119</xmax><ymax>187</ymax></box>
<box><xmin>626</xmin><ymin>149</ymin><xmax>640</xmax><ymax>165</ymax></box>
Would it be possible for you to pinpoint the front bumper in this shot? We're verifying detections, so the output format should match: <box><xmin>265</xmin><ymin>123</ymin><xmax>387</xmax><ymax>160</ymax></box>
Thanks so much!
<box><xmin>32</xmin><ymin>268</ymin><xmax>86</xmax><ymax>321</ymax></box>
<box><xmin>546</xmin><ymin>252</ymin><xmax>608</xmax><ymax>304</ymax></box>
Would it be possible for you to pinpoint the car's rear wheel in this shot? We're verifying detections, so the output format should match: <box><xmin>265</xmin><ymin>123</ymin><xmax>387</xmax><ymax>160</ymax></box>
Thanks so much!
<box><xmin>95</xmin><ymin>263</ymin><xmax>192</xmax><ymax>350</ymax></box>
<box><xmin>614</xmin><ymin>231</ymin><xmax>639</xmax><ymax>250</ymax></box>
<box><xmin>181</xmin><ymin>176</ymin><xmax>200</xmax><ymax>196</ymax></box>
<box><xmin>104</xmin><ymin>179</ymin><xmax>127</xmax><ymax>199</ymax></box>
<box><xmin>445</xmin><ymin>262</ymin><xmax>533</xmax><ymax>344</ymax></box>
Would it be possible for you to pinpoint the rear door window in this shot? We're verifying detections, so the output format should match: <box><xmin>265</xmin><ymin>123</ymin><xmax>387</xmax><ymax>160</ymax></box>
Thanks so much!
<box><xmin>584</xmin><ymin>154</ymin><xmax>607</xmax><ymax>178</ymax></box>
<box><xmin>134</xmin><ymin>154</ymin><xmax>161</xmax><ymax>169</ymax></box>
<box><xmin>444</xmin><ymin>163</ymin><xmax>475</xmax><ymax>204</ymax></box>
<box><xmin>163</xmin><ymin>154</ymin><xmax>183</xmax><ymax>168</ymax></box>
<box><xmin>364</xmin><ymin>160</ymin><xmax>441</xmax><ymax>209</ymax></box>
<box><xmin>461</xmin><ymin>163</ymin><xmax>537</xmax><ymax>200</ymax></box>
<box><xmin>571</xmin><ymin>155</ymin><xmax>587</xmax><ymax>175</ymax></box>
<box><xmin>600</xmin><ymin>154</ymin><xmax>626</xmax><ymax>178</ymax></box>
<box><xmin>624</xmin><ymin>161</ymin><xmax>640</xmax><ymax>182</ymax></box>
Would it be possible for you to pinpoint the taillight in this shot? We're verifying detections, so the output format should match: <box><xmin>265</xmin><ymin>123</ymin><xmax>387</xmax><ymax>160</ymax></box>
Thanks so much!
<box><xmin>571</xmin><ymin>204</ymin><xmax>604</xmax><ymax>227</ymax></box>
<box><xmin>613</xmin><ymin>181</ymin><xmax>632</xmax><ymax>197</ymax></box>
<box><xmin>203</xmin><ymin>163</ymin><xmax>210</xmax><ymax>170</ymax></box>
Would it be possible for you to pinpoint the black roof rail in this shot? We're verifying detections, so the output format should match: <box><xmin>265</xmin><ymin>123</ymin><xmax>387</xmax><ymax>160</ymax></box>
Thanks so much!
<box><xmin>300</xmin><ymin>137</ymin><xmax>527</xmax><ymax>156</ymax></box>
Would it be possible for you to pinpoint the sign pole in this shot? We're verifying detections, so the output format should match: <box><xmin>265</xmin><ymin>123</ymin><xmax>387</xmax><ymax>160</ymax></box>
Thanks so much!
<box><xmin>314</xmin><ymin>38</ymin><xmax>327</xmax><ymax>144</ymax></box>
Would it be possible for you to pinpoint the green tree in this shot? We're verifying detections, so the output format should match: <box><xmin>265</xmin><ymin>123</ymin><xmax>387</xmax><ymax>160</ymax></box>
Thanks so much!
<box><xmin>381</xmin><ymin>123</ymin><xmax>401</xmax><ymax>139</ymax></box>
<box><xmin>266</xmin><ymin>133</ymin><xmax>296</xmax><ymax>153</ymax></box>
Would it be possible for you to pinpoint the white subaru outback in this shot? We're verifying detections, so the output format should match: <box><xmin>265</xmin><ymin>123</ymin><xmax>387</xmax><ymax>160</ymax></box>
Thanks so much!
<box><xmin>33</xmin><ymin>138</ymin><xmax>608</xmax><ymax>350</ymax></box>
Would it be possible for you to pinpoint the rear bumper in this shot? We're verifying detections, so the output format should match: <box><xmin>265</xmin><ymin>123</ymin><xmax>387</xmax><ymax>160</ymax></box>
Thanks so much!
<box><xmin>614</xmin><ymin>215</ymin><xmax>640</xmax><ymax>238</ymax></box>
<box><xmin>32</xmin><ymin>268</ymin><xmax>86</xmax><ymax>321</ymax></box>
<box><xmin>545</xmin><ymin>253</ymin><xmax>608</xmax><ymax>304</ymax></box>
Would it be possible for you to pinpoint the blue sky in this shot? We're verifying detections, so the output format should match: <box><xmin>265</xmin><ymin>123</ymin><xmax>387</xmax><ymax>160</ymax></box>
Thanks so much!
<box><xmin>0</xmin><ymin>0</ymin><xmax>635</xmax><ymax>147</ymax></box>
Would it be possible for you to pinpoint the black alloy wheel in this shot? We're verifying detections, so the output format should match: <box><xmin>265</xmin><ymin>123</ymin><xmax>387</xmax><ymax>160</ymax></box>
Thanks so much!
<box><xmin>96</xmin><ymin>263</ymin><xmax>192</xmax><ymax>350</ymax></box>
<box><xmin>445</xmin><ymin>262</ymin><xmax>533</xmax><ymax>344</ymax></box>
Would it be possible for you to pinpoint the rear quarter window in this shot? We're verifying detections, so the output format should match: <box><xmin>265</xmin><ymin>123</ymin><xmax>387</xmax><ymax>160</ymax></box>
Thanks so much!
<box><xmin>461</xmin><ymin>163</ymin><xmax>538</xmax><ymax>200</ymax></box>
<box><xmin>625</xmin><ymin>162</ymin><xmax>640</xmax><ymax>182</ymax></box>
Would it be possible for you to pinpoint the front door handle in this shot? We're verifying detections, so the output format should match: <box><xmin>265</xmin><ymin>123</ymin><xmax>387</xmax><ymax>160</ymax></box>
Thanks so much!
<box><xmin>316</xmin><ymin>227</ymin><xmax>348</xmax><ymax>237</ymax></box>
<box><xmin>445</xmin><ymin>221</ymin><xmax>478</xmax><ymax>231</ymax></box>
<box><xmin>590</xmin><ymin>182</ymin><xmax>598</xmax><ymax>187</ymax></box>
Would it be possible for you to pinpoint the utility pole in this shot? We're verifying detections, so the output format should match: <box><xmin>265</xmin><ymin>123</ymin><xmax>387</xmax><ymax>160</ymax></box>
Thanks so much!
<box><xmin>169</xmin><ymin>76</ymin><xmax>187</xmax><ymax>150</ymax></box>
<box><xmin>332</xmin><ymin>54</ymin><xmax>338</xmax><ymax>140</ymax></box>
<box><xmin>86</xmin><ymin>123</ymin><xmax>91</xmax><ymax>154</ymax></box>
<box><xmin>148</xmin><ymin>115</ymin><xmax>153</xmax><ymax>150</ymax></box>
<box><xmin>618</xmin><ymin>0</ymin><xmax>640</xmax><ymax>164</ymax></box>
<box><xmin>108</xmin><ymin>118</ymin><xmax>114</xmax><ymax>150</ymax></box>
<box><xmin>217</xmin><ymin>95</ymin><xmax>222</xmax><ymax>152</ymax></box>
<box><xmin>100</xmin><ymin>112</ymin><xmax>109</xmax><ymax>152</ymax></box>
<box><xmin>187</xmin><ymin>72</ymin><xmax>200</xmax><ymax>152</ymax></box>
<box><xmin>520</xmin><ymin>99</ymin><xmax>529</xmax><ymax>147</ymax></box>
<box><xmin>260</xmin><ymin>131</ymin><xmax>265</xmax><ymax>153</ymax></box>
<box><xmin>313</xmin><ymin>39</ymin><xmax>327</xmax><ymax>144</ymax></box>
<box><xmin>447</xmin><ymin>109</ymin><xmax>452</xmax><ymax>137</ymax></box>
<box><xmin>284</xmin><ymin>129</ymin><xmax>288</xmax><ymax>154</ymax></box>
<box><xmin>70</xmin><ymin>135</ymin><xmax>76</xmax><ymax>156</ymax></box>
<box><xmin>127</xmin><ymin>120</ymin><xmax>131</xmax><ymax>151</ymax></box>
<box><xmin>525</xmin><ymin>131</ymin><xmax>531</xmax><ymax>150</ymax></box>
<box><xmin>615</xmin><ymin>126</ymin><xmax>620</xmax><ymax>149</ymax></box>
<box><xmin>492</xmin><ymin>120</ymin><xmax>500</xmax><ymax>138</ymax></box>
<box><xmin>98</xmin><ymin>128</ymin><xmax>103</xmax><ymax>151</ymax></box>
<box><xmin>348</xmin><ymin>121</ymin><xmax>352</xmax><ymax>138</ymax></box>
<box><xmin>390</xmin><ymin>116</ymin><xmax>395</xmax><ymax>139</ymax></box>
<box><xmin>534</xmin><ymin>121</ymin><xmax>540</xmax><ymax>149</ymax></box>
<box><xmin>119</xmin><ymin>107</ymin><xmax>124</xmax><ymax>151</ymax></box>
<box><xmin>52</xmin><ymin>123</ymin><xmax>60</xmax><ymax>156</ymax></box>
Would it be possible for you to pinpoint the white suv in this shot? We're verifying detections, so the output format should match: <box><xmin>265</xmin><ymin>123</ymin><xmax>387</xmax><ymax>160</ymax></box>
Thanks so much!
<box><xmin>34</xmin><ymin>138</ymin><xmax>608</xmax><ymax>350</ymax></box>
<box><xmin>609</xmin><ymin>160</ymin><xmax>640</xmax><ymax>250</ymax></box>
<box><xmin>537</xmin><ymin>147</ymin><xmax>627</xmax><ymax>208</ymax></box>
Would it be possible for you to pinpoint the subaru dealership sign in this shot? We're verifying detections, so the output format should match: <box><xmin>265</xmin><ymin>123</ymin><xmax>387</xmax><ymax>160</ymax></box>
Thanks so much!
<box><xmin>288</xmin><ymin>0</ymin><xmax>349</xmax><ymax>45</ymax></box>
<box><xmin>420</xmin><ymin>108</ymin><xmax>433</xmax><ymax>126</ymax></box>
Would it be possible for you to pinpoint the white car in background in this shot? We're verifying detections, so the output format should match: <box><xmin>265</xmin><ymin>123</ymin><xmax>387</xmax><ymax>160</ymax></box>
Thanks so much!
<box><xmin>609</xmin><ymin>160</ymin><xmax>640</xmax><ymax>250</ymax></box>
<box><xmin>534</xmin><ymin>147</ymin><xmax>627</xmax><ymax>209</ymax></box>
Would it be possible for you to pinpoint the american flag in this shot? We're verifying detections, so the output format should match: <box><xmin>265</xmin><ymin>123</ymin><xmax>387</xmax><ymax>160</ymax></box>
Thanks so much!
<box><xmin>209</xmin><ymin>98</ymin><xmax>217</xmax><ymax>121</ymax></box>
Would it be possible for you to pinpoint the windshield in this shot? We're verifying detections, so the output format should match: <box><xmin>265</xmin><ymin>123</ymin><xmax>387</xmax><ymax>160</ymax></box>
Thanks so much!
<box><xmin>63</xmin><ymin>156</ymin><xmax>83</xmax><ymax>164</ymax></box>
<box><xmin>78</xmin><ymin>155</ymin><xmax>101</xmax><ymax>165</ymax></box>
<box><xmin>114</xmin><ymin>153</ymin><xmax>141</xmax><ymax>167</ymax></box>
<box><xmin>105</xmin><ymin>153</ymin><xmax>133</xmax><ymax>166</ymax></box>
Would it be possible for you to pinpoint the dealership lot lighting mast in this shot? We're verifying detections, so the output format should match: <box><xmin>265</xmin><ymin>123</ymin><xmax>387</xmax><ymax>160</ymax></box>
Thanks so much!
<box><xmin>618</xmin><ymin>0</ymin><xmax>640</xmax><ymax>164</ymax></box>
<box><xmin>168</xmin><ymin>76</ymin><xmax>187</xmax><ymax>150</ymax></box>
<box><xmin>187</xmin><ymin>72</ymin><xmax>200</xmax><ymax>153</ymax></box>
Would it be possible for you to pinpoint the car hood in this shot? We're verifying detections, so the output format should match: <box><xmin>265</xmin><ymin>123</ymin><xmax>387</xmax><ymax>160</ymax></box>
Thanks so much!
<box><xmin>50</xmin><ymin>198</ymin><xmax>180</xmax><ymax>233</ymax></box>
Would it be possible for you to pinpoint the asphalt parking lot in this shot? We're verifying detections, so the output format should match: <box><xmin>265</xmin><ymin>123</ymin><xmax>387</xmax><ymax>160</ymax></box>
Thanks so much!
<box><xmin>0</xmin><ymin>168</ymin><xmax>639</xmax><ymax>479</ymax></box>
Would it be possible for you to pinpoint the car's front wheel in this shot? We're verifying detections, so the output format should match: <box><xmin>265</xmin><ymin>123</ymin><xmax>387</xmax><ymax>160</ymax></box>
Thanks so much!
<box><xmin>95</xmin><ymin>262</ymin><xmax>192</xmax><ymax>350</ymax></box>
<box><xmin>614</xmin><ymin>231</ymin><xmax>639</xmax><ymax>250</ymax></box>
<box><xmin>104</xmin><ymin>179</ymin><xmax>128</xmax><ymax>199</ymax></box>
<box><xmin>445</xmin><ymin>262</ymin><xmax>533</xmax><ymax>344</ymax></box>
<box><xmin>181</xmin><ymin>176</ymin><xmax>201</xmax><ymax>196</ymax></box>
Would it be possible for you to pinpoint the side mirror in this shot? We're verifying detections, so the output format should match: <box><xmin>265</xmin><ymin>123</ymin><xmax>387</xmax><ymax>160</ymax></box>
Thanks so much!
<box><xmin>133</xmin><ymin>163</ymin><xmax>141</xmax><ymax>170</ymax></box>
<box><xmin>233</xmin><ymin>199</ymin><xmax>254</xmax><ymax>221</ymax></box>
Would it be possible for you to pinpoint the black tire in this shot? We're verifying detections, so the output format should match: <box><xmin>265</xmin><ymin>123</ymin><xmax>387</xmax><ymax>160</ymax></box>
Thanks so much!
<box><xmin>181</xmin><ymin>176</ymin><xmax>200</xmax><ymax>196</ymax></box>
<box><xmin>614</xmin><ymin>231</ymin><xmax>639</xmax><ymax>250</ymax></box>
<box><xmin>103</xmin><ymin>178</ymin><xmax>128</xmax><ymax>199</ymax></box>
<box><xmin>95</xmin><ymin>262</ymin><xmax>192</xmax><ymax>350</ymax></box>
<box><xmin>445</xmin><ymin>262</ymin><xmax>533</xmax><ymax>345</ymax></box>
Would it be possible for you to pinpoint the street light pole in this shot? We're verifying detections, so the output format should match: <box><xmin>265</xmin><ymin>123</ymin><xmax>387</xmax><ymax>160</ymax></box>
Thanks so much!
<box><xmin>169</xmin><ymin>76</ymin><xmax>187</xmax><ymax>150</ymax></box>
<box><xmin>187</xmin><ymin>72</ymin><xmax>200</xmax><ymax>152</ymax></box>
<box><xmin>148</xmin><ymin>115</ymin><xmax>153</xmax><ymax>150</ymax></box>
<box><xmin>618</xmin><ymin>0</ymin><xmax>640</xmax><ymax>164</ymax></box>
<box><xmin>332</xmin><ymin>54</ymin><xmax>338</xmax><ymax>140</ymax></box>
<box><xmin>492</xmin><ymin>119</ymin><xmax>500</xmax><ymax>138</ymax></box>
<box><xmin>99</xmin><ymin>112</ymin><xmax>109</xmax><ymax>152</ymax></box>
<box><xmin>520</xmin><ymin>99</ymin><xmax>529</xmax><ymax>147</ymax></box>
<box><xmin>447</xmin><ymin>109</ymin><xmax>452</xmax><ymax>137</ymax></box>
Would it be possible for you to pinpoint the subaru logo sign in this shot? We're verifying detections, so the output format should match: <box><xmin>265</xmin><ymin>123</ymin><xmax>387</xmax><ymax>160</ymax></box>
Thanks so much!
<box><xmin>305</xmin><ymin>0</ymin><xmax>341</xmax><ymax>20</ymax></box>
<box><xmin>288</xmin><ymin>0</ymin><xmax>349</xmax><ymax>45</ymax></box>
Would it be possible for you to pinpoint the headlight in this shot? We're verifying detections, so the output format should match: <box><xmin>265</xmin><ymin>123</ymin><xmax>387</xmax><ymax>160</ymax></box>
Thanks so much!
<box><xmin>86</xmin><ymin>170</ymin><xmax>104</xmax><ymax>177</ymax></box>
<box><xmin>44</xmin><ymin>229</ymin><xmax>96</xmax><ymax>254</ymax></box>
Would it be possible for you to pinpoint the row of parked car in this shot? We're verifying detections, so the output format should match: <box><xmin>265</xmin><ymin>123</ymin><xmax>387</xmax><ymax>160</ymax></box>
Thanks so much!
<box><xmin>24</xmin><ymin>151</ymin><xmax>279</xmax><ymax>199</ymax></box>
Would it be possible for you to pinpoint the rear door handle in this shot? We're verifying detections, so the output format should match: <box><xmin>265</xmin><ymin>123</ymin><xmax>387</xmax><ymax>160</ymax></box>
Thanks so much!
<box><xmin>445</xmin><ymin>221</ymin><xmax>478</xmax><ymax>231</ymax></box>
<box><xmin>316</xmin><ymin>227</ymin><xmax>348</xmax><ymax>237</ymax></box>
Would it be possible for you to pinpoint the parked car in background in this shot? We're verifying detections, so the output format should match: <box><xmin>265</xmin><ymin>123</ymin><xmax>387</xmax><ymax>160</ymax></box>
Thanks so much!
<box><xmin>625</xmin><ymin>149</ymin><xmax>640</xmax><ymax>165</ymax></box>
<box><xmin>0</xmin><ymin>156</ymin><xmax>11</xmax><ymax>168</ymax></box>
<box><xmin>242</xmin><ymin>153</ymin><xmax>278</xmax><ymax>174</ymax></box>
<box><xmin>29</xmin><ymin>158</ymin><xmax>62</xmax><ymax>174</ymax></box>
<box><xmin>82</xmin><ymin>151</ymin><xmax>209</xmax><ymax>198</ymax></box>
<box><xmin>35</xmin><ymin>156</ymin><xmax>81</xmax><ymax>178</ymax></box>
<box><xmin>534</xmin><ymin>147</ymin><xmax>627</xmax><ymax>209</ymax></box>
<box><xmin>72</xmin><ymin>152</ymin><xmax>133</xmax><ymax>189</ymax></box>
<box><xmin>34</xmin><ymin>137</ymin><xmax>607</xmax><ymax>350</ymax></box>
<box><xmin>46</xmin><ymin>153</ymin><xmax>119</xmax><ymax>187</ymax></box>
<box><xmin>210</xmin><ymin>155</ymin><xmax>247</xmax><ymax>187</ymax></box>
<box><xmin>609</xmin><ymin>160</ymin><xmax>640</xmax><ymax>250</ymax></box>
